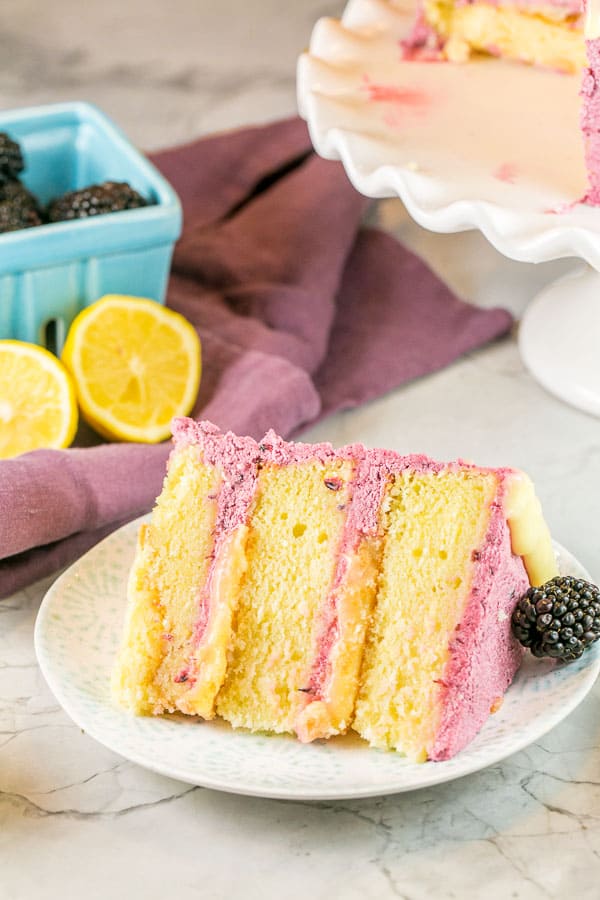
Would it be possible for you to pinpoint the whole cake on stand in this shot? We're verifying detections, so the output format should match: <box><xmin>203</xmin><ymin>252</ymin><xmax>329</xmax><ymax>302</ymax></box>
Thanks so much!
<box><xmin>297</xmin><ymin>0</ymin><xmax>600</xmax><ymax>417</ymax></box>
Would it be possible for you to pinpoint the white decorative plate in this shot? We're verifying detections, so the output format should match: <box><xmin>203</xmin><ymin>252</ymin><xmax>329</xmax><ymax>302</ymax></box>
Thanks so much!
<box><xmin>34</xmin><ymin>516</ymin><xmax>600</xmax><ymax>800</ymax></box>
<box><xmin>297</xmin><ymin>0</ymin><xmax>600</xmax><ymax>270</ymax></box>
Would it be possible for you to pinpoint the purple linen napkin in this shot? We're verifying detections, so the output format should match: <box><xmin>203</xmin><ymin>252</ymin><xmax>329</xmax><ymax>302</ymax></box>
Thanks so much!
<box><xmin>0</xmin><ymin>117</ymin><xmax>512</xmax><ymax>598</ymax></box>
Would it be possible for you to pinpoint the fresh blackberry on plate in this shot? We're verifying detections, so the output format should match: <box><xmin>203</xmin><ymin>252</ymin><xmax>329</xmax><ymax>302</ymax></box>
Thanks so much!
<box><xmin>0</xmin><ymin>132</ymin><xmax>25</xmax><ymax>185</ymax></box>
<box><xmin>47</xmin><ymin>181</ymin><xmax>148</xmax><ymax>222</ymax></box>
<box><xmin>512</xmin><ymin>575</ymin><xmax>600</xmax><ymax>662</ymax></box>
<box><xmin>0</xmin><ymin>180</ymin><xmax>43</xmax><ymax>233</ymax></box>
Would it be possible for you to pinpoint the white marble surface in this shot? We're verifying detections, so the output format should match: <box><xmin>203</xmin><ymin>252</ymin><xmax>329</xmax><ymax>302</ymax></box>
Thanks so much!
<box><xmin>1</xmin><ymin>1</ymin><xmax>600</xmax><ymax>898</ymax></box>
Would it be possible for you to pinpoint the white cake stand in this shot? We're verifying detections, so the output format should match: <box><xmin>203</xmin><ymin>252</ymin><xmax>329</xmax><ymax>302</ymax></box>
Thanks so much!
<box><xmin>297</xmin><ymin>0</ymin><xmax>600</xmax><ymax>418</ymax></box>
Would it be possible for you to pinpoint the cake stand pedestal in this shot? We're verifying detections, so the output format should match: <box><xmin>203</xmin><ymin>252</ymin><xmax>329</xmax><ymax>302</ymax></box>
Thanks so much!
<box><xmin>298</xmin><ymin>0</ymin><xmax>600</xmax><ymax>418</ymax></box>
<box><xmin>519</xmin><ymin>265</ymin><xmax>600</xmax><ymax>417</ymax></box>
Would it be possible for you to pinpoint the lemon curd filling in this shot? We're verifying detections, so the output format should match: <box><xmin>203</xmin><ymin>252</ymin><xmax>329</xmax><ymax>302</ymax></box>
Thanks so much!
<box><xmin>423</xmin><ymin>0</ymin><xmax>586</xmax><ymax>72</ymax></box>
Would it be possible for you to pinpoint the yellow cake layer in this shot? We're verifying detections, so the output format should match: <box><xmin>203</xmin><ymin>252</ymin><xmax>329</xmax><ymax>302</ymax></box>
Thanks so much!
<box><xmin>215</xmin><ymin>459</ymin><xmax>355</xmax><ymax>734</ymax></box>
<box><xmin>112</xmin><ymin>445</ymin><xmax>221</xmax><ymax>714</ymax></box>
<box><xmin>424</xmin><ymin>0</ymin><xmax>586</xmax><ymax>72</ymax></box>
<box><xmin>353</xmin><ymin>468</ymin><xmax>498</xmax><ymax>761</ymax></box>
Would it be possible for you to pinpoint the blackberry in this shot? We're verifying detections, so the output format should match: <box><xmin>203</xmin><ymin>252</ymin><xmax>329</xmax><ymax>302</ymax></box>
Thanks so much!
<box><xmin>512</xmin><ymin>575</ymin><xmax>600</xmax><ymax>662</ymax></box>
<box><xmin>0</xmin><ymin>180</ymin><xmax>43</xmax><ymax>233</ymax></box>
<box><xmin>47</xmin><ymin>181</ymin><xmax>147</xmax><ymax>222</ymax></box>
<box><xmin>0</xmin><ymin>132</ymin><xmax>24</xmax><ymax>185</ymax></box>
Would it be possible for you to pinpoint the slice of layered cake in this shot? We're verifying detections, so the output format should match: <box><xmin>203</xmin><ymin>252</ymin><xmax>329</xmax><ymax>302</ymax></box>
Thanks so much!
<box><xmin>404</xmin><ymin>0</ymin><xmax>600</xmax><ymax>203</ymax></box>
<box><xmin>113</xmin><ymin>419</ymin><xmax>557</xmax><ymax>761</ymax></box>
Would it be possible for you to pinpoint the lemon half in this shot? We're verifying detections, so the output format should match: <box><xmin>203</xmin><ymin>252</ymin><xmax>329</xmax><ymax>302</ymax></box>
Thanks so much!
<box><xmin>62</xmin><ymin>295</ymin><xmax>201</xmax><ymax>443</ymax></box>
<box><xmin>0</xmin><ymin>340</ymin><xmax>78</xmax><ymax>459</ymax></box>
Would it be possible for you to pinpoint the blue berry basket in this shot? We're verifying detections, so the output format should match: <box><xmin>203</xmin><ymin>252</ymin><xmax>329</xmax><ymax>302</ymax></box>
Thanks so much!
<box><xmin>0</xmin><ymin>102</ymin><xmax>182</xmax><ymax>352</ymax></box>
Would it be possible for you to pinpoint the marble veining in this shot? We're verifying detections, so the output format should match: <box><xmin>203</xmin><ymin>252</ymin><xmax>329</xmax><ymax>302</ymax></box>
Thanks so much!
<box><xmin>1</xmin><ymin>1</ymin><xmax>600</xmax><ymax>898</ymax></box>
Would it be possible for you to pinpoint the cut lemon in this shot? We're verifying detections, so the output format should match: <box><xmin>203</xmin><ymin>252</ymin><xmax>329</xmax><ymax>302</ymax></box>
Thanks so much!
<box><xmin>0</xmin><ymin>340</ymin><xmax>78</xmax><ymax>459</ymax></box>
<box><xmin>61</xmin><ymin>295</ymin><xmax>201</xmax><ymax>443</ymax></box>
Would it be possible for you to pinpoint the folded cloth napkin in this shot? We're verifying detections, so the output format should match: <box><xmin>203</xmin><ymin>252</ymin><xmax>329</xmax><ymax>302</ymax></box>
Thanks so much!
<box><xmin>0</xmin><ymin>117</ymin><xmax>512</xmax><ymax>599</ymax></box>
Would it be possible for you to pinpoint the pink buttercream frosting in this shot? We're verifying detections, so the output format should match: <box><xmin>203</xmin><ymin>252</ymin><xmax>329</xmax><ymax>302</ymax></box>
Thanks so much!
<box><xmin>581</xmin><ymin>38</ymin><xmax>600</xmax><ymax>205</ymax></box>
<box><xmin>258</xmin><ymin>428</ymin><xmax>341</xmax><ymax>468</ymax></box>
<box><xmin>400</xmin><ymin>7</ymin><xmax>445</xmax><ymax>59</ymax></box>
<box><xmin>430</xmin><ymin>473</ymin><xmax>527</xmax><ymax>760</ymax></box>
<box><xmin>304</xmin><ymin>448</ymin><xmax>391</xmax><ymax>701</ymax></box>
<box><xmin>171</xmin><ymin>417</ymin><xmax>260</xmax><ymax>533</ymax></box>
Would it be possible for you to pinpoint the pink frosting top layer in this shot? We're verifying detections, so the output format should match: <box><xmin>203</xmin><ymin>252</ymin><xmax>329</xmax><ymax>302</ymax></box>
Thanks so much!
<box><xmin>171</xmin><ymin>417</ymin><xmax>260</xmax><ymax>533</ymax></box>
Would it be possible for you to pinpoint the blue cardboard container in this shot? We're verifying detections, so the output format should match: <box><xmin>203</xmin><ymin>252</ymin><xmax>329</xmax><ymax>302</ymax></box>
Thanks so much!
<box><xmin>0</xmin><ymin>102</ymin><xmax>182</xmax><ymax>351</ymax></box>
